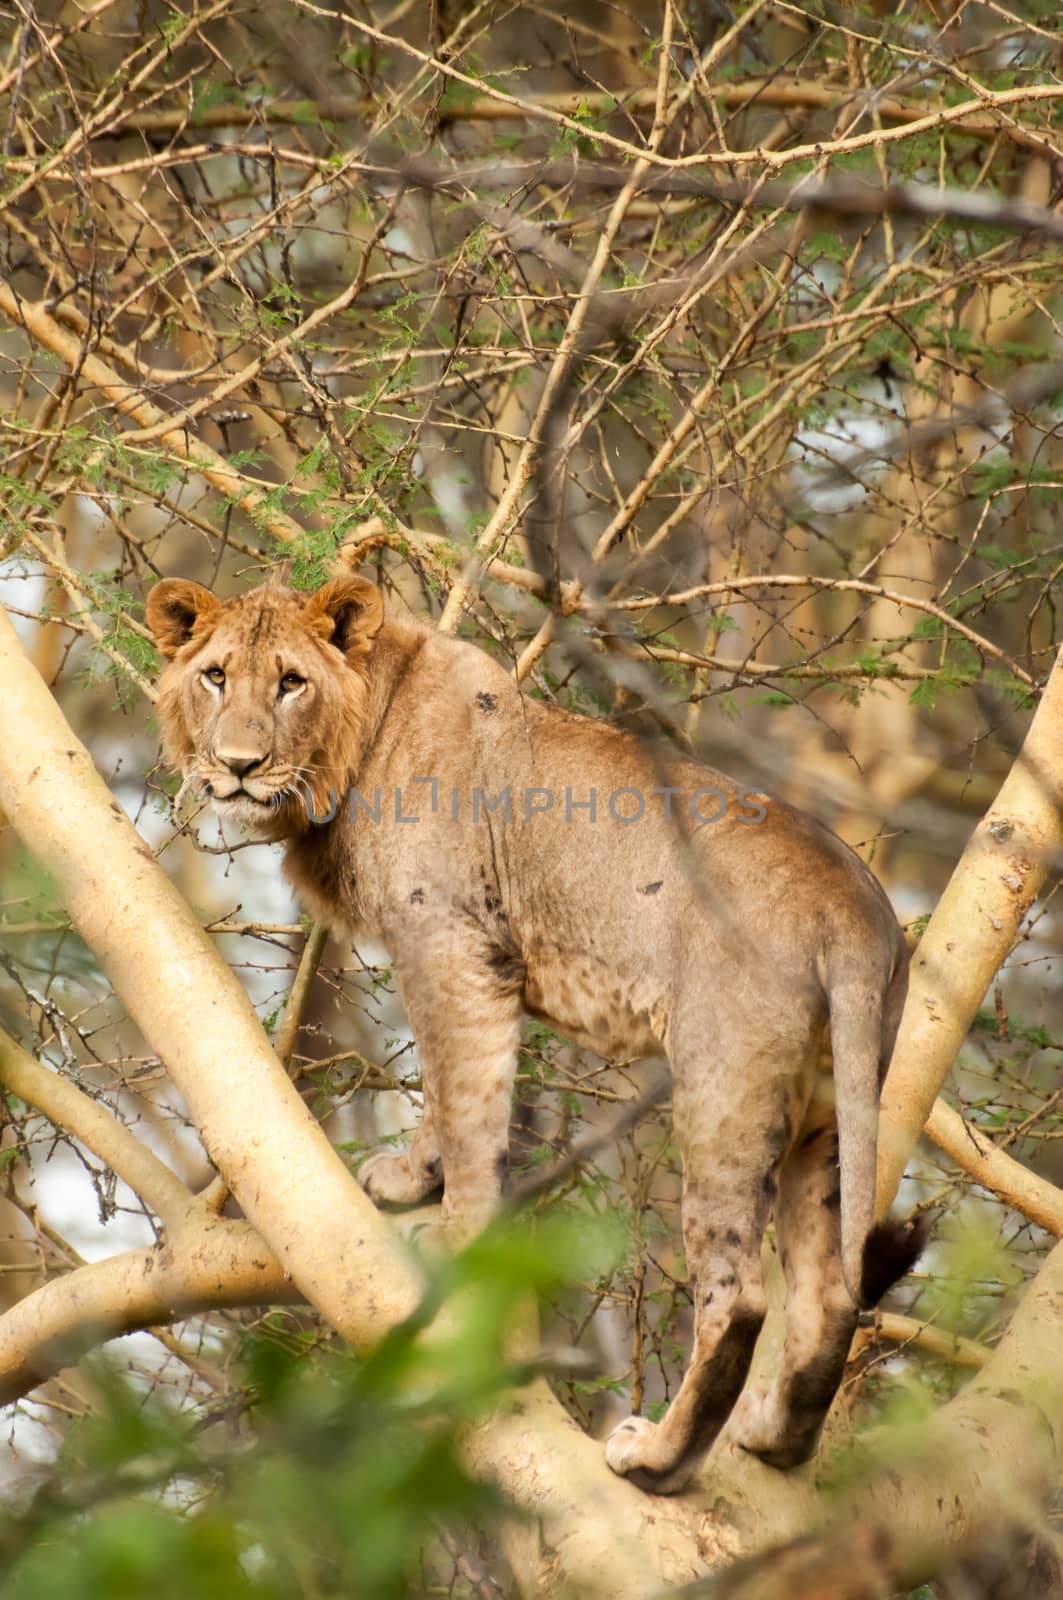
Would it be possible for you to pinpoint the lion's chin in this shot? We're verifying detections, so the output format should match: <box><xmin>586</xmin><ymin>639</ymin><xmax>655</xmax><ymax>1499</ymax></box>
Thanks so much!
<box><xmin>210</xmin><ymin>793</ymin><xmax>283</xmax><ymax>832</ymax></box>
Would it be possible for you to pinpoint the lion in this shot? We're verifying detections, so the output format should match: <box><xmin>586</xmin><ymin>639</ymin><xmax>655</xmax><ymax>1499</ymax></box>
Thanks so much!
<box><xmin>146</xmin><ymin>570</ymin><xmax>924</xmax><ymax>1495</ymax></box>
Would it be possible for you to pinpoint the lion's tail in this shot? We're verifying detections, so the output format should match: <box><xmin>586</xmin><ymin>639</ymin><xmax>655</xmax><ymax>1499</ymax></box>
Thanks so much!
<box><xmin>829</xmin><ymin>958</ymin><xmax>927</xmax><ymax>1310</ymax></box>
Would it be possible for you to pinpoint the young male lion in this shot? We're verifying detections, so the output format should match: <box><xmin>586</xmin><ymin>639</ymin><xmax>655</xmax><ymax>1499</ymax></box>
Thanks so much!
<box><xmin>147</xmin><ymin>570</ymin><xmax>923</xmax><ymax>1494</ymax></box>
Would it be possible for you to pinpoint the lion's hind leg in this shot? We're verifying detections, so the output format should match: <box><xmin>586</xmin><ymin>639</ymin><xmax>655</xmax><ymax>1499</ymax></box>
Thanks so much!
<box><xmin>606</xmin><ymin>1033</ymin><xmax>807</xmax><ymax>1495</ymax></box>
<box><xmin>728</xmin><ymin>1106</ymin><xmax>856</xmax><ymax>1469</ymax></box>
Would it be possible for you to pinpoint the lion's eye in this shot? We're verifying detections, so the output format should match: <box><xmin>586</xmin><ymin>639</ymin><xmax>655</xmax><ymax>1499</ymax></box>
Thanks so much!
<box><xmin>279</xmin><ymin>672</ymin><xmax>305</xmax><ymax>696</ymax></box>
<box><xmin>203</xmin><ymin>666</ymin><xmax>225</xmax><ymax>688</ymax></box>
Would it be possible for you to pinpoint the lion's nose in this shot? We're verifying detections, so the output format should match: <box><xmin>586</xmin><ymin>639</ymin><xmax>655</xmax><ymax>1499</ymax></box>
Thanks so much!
<box><xmin>214</xmin><ymin>747</ymin><xmax>267</xmax><ymax>778</ymax></box>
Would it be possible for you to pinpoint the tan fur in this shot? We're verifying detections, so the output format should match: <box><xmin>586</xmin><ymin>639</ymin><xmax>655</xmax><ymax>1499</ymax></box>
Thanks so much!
<box><xmin>147</xmin><ymin>574</ymin><xmax>915</xmax><ymax>1494</ymax></box>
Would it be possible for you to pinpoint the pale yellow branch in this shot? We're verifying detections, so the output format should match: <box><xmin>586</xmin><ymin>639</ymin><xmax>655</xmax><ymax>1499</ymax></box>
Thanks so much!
<box><xmin>0</xmin><ymin>1024</ymin><xmax>192</xmax><ymax>1230</ymax></box>
<box><xmin>0</xmin><ymin>5</ymin><xmax>237</xmax><ymax>213</ymax></box>
<box><xmin>0</xmin><ymin>1220</ymin><xmax>298</xmax><ymax>1405</ymax></box>
<box><xmin>876</xmin><ymin>641</ymin><xmax>1063</xmax><ymax>1214</ymax></box>
<box><xmin>874</xmin><ymin>1311</ymin><xmax>989</xmax><ymax>1369</ymax></box>
<box><xmin>925</xmin><ymin>1097</ymin><xmax>1063</xmax><ymax>1236</ymax></box>
<box><xmin>200</xmin><ymin>919</ymin><xmax>329</xmax><ymax>1212</ymax></box>
<box><xmin>770</xmin><ymin>1237</ymin><xmax>1063</xmax><ymax>1591</ymax></box>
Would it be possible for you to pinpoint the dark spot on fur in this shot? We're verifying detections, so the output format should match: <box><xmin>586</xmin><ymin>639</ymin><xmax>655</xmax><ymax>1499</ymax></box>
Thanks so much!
<box><xmin>761</xmin><ymin>1171</ymin><xmax>778</xmax><ymax>1199</ymax></box>
<box><xmin>821</xmin><ymin>1186</ymin><xmax>842</xmax><ymax>1210</ymax></box>
<box><xmin>720</xmin><ymin>1273</ymin><xmax>737</xmax><ymax>1289</ymax></box>
<box><xmin>639</xmin><ymin>880</ymin><xmax>663</xmax><ymax>896</ymax></box>
<box><xmin>705</xmin><ymin>1227</ymin><xmax>716</xmax><ymax>1242</ymax></box>
<box><xmin>475</xmin><ymin>690</ymin><xmax>498</xmax><ymax>713</ymax></box>
<box><xmin>408</xmin><ymin>887</ymin><xmax>425</xmax><ymax>905</ymax></box>
<box><xmin>703</xmin><ymin>1291</ymin><xmax>714</xmax><ymax>1305</ymax></box>
<box><xmin>725</xmin><ymin>1228</ymin><xmax>742</xmax><ymax>1248</ymax></box>
<box><xmin>487</xmin><ymin>947</ymin><xmax>527</xmax><ymax>992</ymax></box>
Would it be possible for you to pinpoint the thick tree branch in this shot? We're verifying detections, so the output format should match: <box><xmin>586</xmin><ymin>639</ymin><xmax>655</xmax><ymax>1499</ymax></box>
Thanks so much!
<box><xmin>876</xmin><ymin>642</ymin><xmax>1063</xmax><ymax>1212</ymax></box>
<box><xmin>925</xmin><ymin>1097</ymin><xmax>1063</xmax><ymax>1237</ymax></box>
<box><xmin>0</xmin><ymin>1024</ymin><xmax>192</xmax><ymax>1230</ymax></box>
<box><xmin>200</xmin><ymin>918</ymin><xmax>330</xmax><ymax>1212</ymax></box>
<box><xmin>874</xmin><ymin>1312</ymin><xmax>988</xmax><ymax>1369</ymax></box>
<box><xmin>0</xmin><ymin>1220</ymin><xmax>298</xmax><ymax>1405</ymax></box>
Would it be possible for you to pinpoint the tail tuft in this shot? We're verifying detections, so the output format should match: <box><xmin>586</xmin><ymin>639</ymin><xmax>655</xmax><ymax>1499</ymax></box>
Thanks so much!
<box><xmin>858</xmin><ymin>1214</ymin><xmax>930</xmax><ymax>1310</ymax></box>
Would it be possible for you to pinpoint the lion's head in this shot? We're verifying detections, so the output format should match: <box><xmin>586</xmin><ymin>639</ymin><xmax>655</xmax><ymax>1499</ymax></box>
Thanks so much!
<box><xmin>146</xmin><ymin>575</ymin><xmax>383</xmax><ymax>831</ymax></box>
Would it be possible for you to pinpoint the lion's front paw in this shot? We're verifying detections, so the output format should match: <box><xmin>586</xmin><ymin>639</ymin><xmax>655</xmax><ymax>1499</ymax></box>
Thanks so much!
<box><xmin>604</xmin><ymin>1416</ymin><xmax>692</xmax><ymax>1495</ymax></box>
<box><xmin>605</xmin><ymin>1415</ymin><xmax>659</xmax><ymax>1475</ymax></box>
<box><xmin>361</xmin><ymin>1149</ymin><xmax>441</xmax><ymax>1208</ymax></box>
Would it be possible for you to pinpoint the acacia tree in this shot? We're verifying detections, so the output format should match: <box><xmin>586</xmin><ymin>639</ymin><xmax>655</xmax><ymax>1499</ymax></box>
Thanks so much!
<box><xmin>2</xmin><ymin>3</ymin><xmax>1063</xmax><ymax>1595</ymax></box>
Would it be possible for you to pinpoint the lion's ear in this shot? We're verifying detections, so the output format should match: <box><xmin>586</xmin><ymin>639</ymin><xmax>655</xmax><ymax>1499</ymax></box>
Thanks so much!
<box><xmin>145</xmin><ymin>579</ymin><xmax>222</xmax><ymax>659</ymax></box>
<box><xmin>304</xmin><ymin>577</ymin><xmax>384</xmax><ymax>658</ymax></box>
